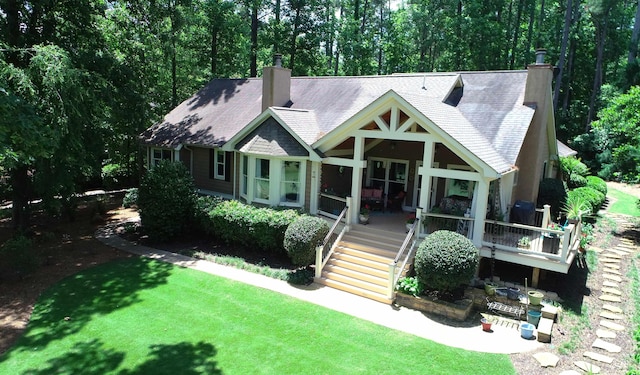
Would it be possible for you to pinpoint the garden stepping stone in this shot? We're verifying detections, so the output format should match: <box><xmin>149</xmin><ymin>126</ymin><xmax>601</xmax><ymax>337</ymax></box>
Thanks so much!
<box><xmin>590</xmin><ymin>246</ymin><xmax>604</xmax><ymax>253</ymax></box>
<box><xmin>584</xmin><ymin>351</ymin><xmax>614</xmax><ymax>363</ymax></box>
<box><xmin>533</xmin><ymin>352</ymin><xmax>559</xmax><ymax>367</ymax></box>
<box><xmin>603</xmin><ymin>281</ymin><xmax>619</xmax><ymax>288</ymax></box>
<box><xmin>602</xmin><ymin>252</ymin><xmax>622</xmax><ymax>259</ymax></box>
<box><xmin>601</xmin><ymin>258</ymin><xmax>621</xmax><ymax>263</ymax></box>
<box><xmin>558</xmin><ymin>371</ymin><xmax>581</xmax><ymax>375</ymax></box>
<box><xmin>603</xmin><ymin>268</ymin><xmax>622</xmax><ymax>275</ymax></box>
<box><xmin>601</xmin><ymin>287</ymin><xmax>622</xmax><ymax>295</ymax></box>
<box><xmin>602</xmin><ymin>263</ymin><xmax>621</xmax><ymax>269</ymax></box>
<box><xmin>592</xmin><ymin>338</ymin><xmax>621</xmax><ymax>353</ymax></box>
<box><xmin>602</xmin><ymin>304</ymin><xmax>623</xmax><ymax>313</ymax></box>
<box><xmin>603</xmin><ymin>274</ymin><xmax>622</xmax><ymax>282</ymax></box>
<box><xmin>600</xmin><ymin>320</ymin><xmax>625</xmax><ymax>331</ymax></box>
<box><xmin>596</xmin><ymin>328</ymin><xmax>616</xmax><ymax>339</ymax></box>
<box><xmin>606</xmin><ymin>249</ymin><xmax>628</xmax><ymax>256</ymax></box>
<box><xmin>574</xmin><ymin>361</ymin><xmax>600</xmax><ymax>373</ymax></box>
<box><xmin>599</xmin><ymin>311</ymin><xmax>624</xmax><ymax>320</ymax></box>
<box><xmin>599</xmin><ymin>294</ymin><xmax>622</xmax><ymax>302</ymax></box>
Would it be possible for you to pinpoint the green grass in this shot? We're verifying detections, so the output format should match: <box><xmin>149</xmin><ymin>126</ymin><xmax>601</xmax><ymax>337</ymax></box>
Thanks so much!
<box><xmin>0</xmin><ymin>258</ymin><xmax>515</xmax><ymax>375</ymax></box>
<box><xmin>607</xmin><ymin>188</ymin><xmax>640</xmax><ymax>217</ymax></box>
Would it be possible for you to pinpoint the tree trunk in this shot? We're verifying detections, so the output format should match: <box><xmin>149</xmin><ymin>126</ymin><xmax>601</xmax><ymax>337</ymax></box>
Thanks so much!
<box><xmin>553</xmin><ymin>0</ymin><xmax>573</xmax><ymax>111</ymax></box>
<box><xmin>629</xmin><ymin>0</ymin><xmax>640</xmax><ymax>63</ymax></box>
<box><xmin>536</xmin><ymin>0</ymin><xmax>546</xmax><ymax>48</ymax></box>
<box><xmin>250</xmin><ymin>3</ymin><xmax>258</xmax><ymax>77</ymax></box>
<box><xmin>587</xmin><ymin>17</ymin><xmax>608</xmax><ymax>130</ymax></box>
<box><xmin>509</xmin><ymin>0</ymin><xmax>525</xmax><ymax>70</ymax></box>
<box><xmin>289</xmin><ymin>6</ymin><xmax>301</xmax><ymax>72</ymax></box>
<box><xmin>11</xmin><ymin>166</ymin><xmax>30</xmax><ymax>232</ymax></box>
<box><xmin>211</xmin><ymin>29</ymin><xmax>218</xmax><ymax>76</ymax></box>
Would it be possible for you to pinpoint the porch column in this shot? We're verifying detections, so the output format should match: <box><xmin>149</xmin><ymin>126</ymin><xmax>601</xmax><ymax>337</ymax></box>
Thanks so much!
<box><xmin>471</xmin><ymin>179</ymin><xmax>489</xmax><ymax>247</ymax></box>
<box><xmin>350</xmin><ymin>136</ymin><xmax>366</xmax><ymax>224</ymax></box>
<box><xmin>309</xmin><ymin>161</ymin><xmax>321</xmax><ymax>214</ymax></box>
<box><xmin>418</xmin><ymin>142</ymin><xmax>434</xmax><ymax>212</ymax></box>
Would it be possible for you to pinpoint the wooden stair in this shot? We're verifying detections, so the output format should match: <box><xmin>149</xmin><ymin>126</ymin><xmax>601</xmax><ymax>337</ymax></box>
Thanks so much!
<box><xmin>315</xmin><ymin>225</ymin><xmax>412</xmax><ymax>304</ymax></box>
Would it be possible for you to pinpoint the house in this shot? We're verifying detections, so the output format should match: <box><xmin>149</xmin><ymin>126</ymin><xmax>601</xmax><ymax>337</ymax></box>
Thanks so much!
<box><xmin>142</xmin><ymin>51</ymin><xmax>581</xmax><ymax>300</ymax></box>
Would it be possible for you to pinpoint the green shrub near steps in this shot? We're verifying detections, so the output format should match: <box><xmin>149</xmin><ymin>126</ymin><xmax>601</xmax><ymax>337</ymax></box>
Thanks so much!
<box><xmin>570</xmin><ymin>186</ymin><xmax>605</xmax><ymax>214</ymax></box>
<box><xmin>284</xmin><ymin>216</ymin><xmax>329</xmax><ymax>266</ymax></box>
<box><xmin>414</xmin><ymin>230</ymin><xmax>478</xmax><ymax>293</ymax></box>
<box><xmin>138</xmin><ymin>161</ymin><xmax>197</xmax><ymax>242</ymax></box>
<box><xmin>585</xmin><ymin>175</ymin><xmax>607</xmax><ymax>196</ymax></box>
<box><xmin>204</xmin><ymin>200</ymin><xmax>299</xmax><ymax>254</ymax></box>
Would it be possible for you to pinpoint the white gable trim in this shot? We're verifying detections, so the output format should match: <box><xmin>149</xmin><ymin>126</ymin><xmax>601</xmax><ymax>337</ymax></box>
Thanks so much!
<box><xmin>314</xmin><ymin>90</ymin><xmax>502</xmax><ymax>178</ymax></box>
<box><xmin>222</xmin><ymin>108</ymin><xmax>322</xmax><ymax>162</ymax></box>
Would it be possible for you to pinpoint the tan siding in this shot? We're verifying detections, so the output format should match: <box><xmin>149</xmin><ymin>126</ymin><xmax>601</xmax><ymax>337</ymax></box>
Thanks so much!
<box><xmin>191</xmin><ymin>147</ymin><xmax>233</xmax><ymax>195</ymax></box>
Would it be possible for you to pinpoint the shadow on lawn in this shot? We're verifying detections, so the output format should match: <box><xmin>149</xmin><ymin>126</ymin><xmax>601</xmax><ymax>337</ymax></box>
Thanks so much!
<box><xmin>0</xmin><ymin>258</ymin><xmax>173</xmax><ymax>359</ymax></box>
<box><xmin>21</xmin><ymin>339</ymin><xmax>221</xmax><ymax>375</ymax></box>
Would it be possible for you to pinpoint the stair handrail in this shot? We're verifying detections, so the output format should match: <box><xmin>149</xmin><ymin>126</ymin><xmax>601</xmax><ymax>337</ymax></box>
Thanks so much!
<box><xmin>387</xmin><ymin>218</ymin><xmax>419</xmax><ymax>298</ymax></box>
<box><xmin>315</xmin><ymin>203</ymin><xmax>349</xmax><ymax>278</ymax></box>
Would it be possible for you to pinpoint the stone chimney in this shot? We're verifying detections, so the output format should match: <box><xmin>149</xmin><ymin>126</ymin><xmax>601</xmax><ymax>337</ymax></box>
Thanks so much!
<box><xmin>262</xmin><ymin>54</ymin><xmax>291</xmax><ymax>111</ymax></box>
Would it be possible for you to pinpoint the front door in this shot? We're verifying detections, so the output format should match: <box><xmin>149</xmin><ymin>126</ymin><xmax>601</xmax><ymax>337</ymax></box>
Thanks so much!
<box><xmin>366</xmin><ymin>157</ymin><xmax>408</xmax><ymax>208</ymax></box>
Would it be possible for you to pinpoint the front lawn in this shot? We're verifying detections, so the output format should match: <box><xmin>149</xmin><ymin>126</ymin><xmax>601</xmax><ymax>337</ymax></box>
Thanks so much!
<box><xmin>0</xmin><ymin>258</ymin><xmax>515</xmax><ymax>374</ymax></box>
<box><xmin>607</xmin><ymin>188</ymin><xmax>640</xmax><ymax>217</ymax></box>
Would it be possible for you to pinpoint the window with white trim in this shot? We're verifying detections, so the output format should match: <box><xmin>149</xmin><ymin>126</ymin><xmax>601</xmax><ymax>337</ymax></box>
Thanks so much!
<box><xmin>241</xmin><ymin>155</ymin><xmax>248</xmax><ymax>196</ymax></box>
<box><xmin>151</xmin><ymin>148</ymin><xmax>172</xmax><ymax>166</ymax></box>
<box><xmin>210</xmin><ymin>149</ymin><xmax>226</xmax><ymax>180</ymax></box>
<box><xmin>281</xmin><ymin>161</ymin><xmax>301</xmax><ymax>204</ymax></box>
<box><xmin>254</xmin><ymin>158</ymin><xmax>270</xmax><ymax>201</ymax></box>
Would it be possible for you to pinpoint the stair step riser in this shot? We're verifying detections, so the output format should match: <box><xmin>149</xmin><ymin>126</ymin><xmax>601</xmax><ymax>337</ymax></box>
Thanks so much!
<box><xmin>335</xmin><ymin>246</ymin><xmax>397</xmax><ymax>263</ymax></box>
<box><xmin>322</xmin><ymin>271</ymin><xmax>388</xmax><ymax>294</ymax></box>
<box><xmin>326</xmin><ymin>259</ymin><xmax>390</xmax><ymax>279</ymax></box>
<box><xmin>331</xmin><ymin>252</ymin><xmax>392</xmax><ymax>270</ymax></box>
<box><xmin>343</xmin><ymin>234</ymin><xmax>404</xmax><ymax>248</ymax></box>
<box><xmin>315</xmin><ymin>277</ymin><xmax>392</xmax><ymax>304</ymax></box>
<box><xmin>323</xmin><ymin>264</ymin><xmax>388</xmax><ymax>285</ymax></box>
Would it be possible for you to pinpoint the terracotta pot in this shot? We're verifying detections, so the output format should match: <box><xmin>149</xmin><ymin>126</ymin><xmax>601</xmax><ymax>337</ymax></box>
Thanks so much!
<box><xmin>481</xmin><ymin>318</ymin><xmax>492</xmax><ymax>332</ymax></box>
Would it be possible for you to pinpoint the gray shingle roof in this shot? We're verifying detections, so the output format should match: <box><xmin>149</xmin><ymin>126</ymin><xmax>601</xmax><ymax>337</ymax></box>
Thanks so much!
<box><xmin>141</xmin><ymin>71</ymin><xmax>537</xmax><ymax>174</ymax></box>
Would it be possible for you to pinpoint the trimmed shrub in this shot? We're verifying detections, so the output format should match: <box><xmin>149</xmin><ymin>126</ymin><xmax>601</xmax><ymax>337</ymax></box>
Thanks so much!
<box><xmin>284</xmin><ymin>215</ymin><xmax>329</xmax><ymax>266</ymax></box>
<box><xmin>0</xmin><ymin>235</ymin><xmax>38</xmax><ymax>278</ymax></box>
<box><xmin>560</xmin><ymin>157</ymin><xmax>589</xmax><ymax>180</ymax></box>
<box><xmin>570</xmin><ymin>187</ymin><xmax>605</xmax><ymax>214</ymax></box>
<box><xmin>193</xmin><ymin>195</ymin><xmax>225</xmax><ymax>234</ymax></box>
<box><xmin>537</xmin><ymin>178</ymin><xmax>567</xmax><ymax>218</ymax></box>
<box><xmin>138</xmin><ymin>161</ymin><xmax>197</xmax><ymax>242</ymax></box>
<box><xmin>414</xmin><ymin>230</ymin><xmax>478</xmax><ymax>293</ymax></box>
<box><xmin>567</xmin><ymin>174</ymin><xmax>587</xmax><ymax>189</ymax></box>
<box><xmin>122</xmin><ymin>188</ymin><xmax>138</xmax><ymax>208</ymax></box>
<box><xmin>205</xmin><ymin>200</ymin><xmax>299</xmax><ymax>253</ymax></box>
<box><xmin>585</xmin><ymin>175</ymin><xmax>607</xmax><ymax>196</ymax></box>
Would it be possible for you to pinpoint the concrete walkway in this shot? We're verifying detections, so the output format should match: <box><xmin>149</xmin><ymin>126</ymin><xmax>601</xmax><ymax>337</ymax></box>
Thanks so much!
<box><xmin>95</xmin><ymin>221</ymin><xmax>543</xmax><ymax>355</ymax></box>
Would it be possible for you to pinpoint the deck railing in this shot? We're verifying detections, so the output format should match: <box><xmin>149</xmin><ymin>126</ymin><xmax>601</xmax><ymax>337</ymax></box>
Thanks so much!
<box><xmin>482</xmin><ymin>220</ymin><xmax>580</xmax><ymax>262</ymax></box>
<box><xmin>387</xmin><ymin>218</ymin><xmax>420</xmax><ymax>299</ymax></box>
<box><xmin>422</xmin><ymin>212</ymin><xmax>475</xmax><ymax>239</ymax></box>
<box><xmin>315</xmin><ymin>202</ymin><xmax>349</xmax><ymax>278</ymax></box>
<box><xmin>318</xmin><ymin>193</ymin><xmax>347</xmax><ymax>219</ymax></box>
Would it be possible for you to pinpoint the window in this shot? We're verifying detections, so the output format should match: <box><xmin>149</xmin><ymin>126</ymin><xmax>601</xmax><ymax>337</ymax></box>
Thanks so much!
<box><xmin>281</xmin><ymin>161</ymin><xmax>301</xmax><ymax>204</ymax></box>
<box><xmin>210</xmin><ymin>149</ymin><xmax>226</xmax><ymax>180</ymax></box>
<box><xmin>151</xmin><ymin>148</ymin><xmax>172</xmax><ymax>166</ymax></box>
<box><xmin>254</xmin><ymin>158</ymin><xmax>270</xmax><ymax>200</ymax></box>
<box><xmin>241</xmin><ymin>155</ymin><xmax>248</xmax><ymax>196</ymax></box>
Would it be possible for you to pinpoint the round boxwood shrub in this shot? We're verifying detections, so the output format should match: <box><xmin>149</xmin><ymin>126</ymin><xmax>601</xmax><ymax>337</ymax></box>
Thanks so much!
<box><xmin>567</xmin><ymin>174</ymin><xmax>587</xmax><ymax>189</ymax></box>
<box><xmin>585</xmin><ymin>175</ymin><xmax>607</xmax><ymax>196</ymax></box>
<box><xmin>283</xmin><ymin>215</ymin><xmax>330</xmax><ymax>266</ymax></box>
<box><xmin>138</xmin><ymin>160</ymin><xmax>197</xmax><ymax>242</ymax></box>
<box><xmin>414</xmin><ymin>230</ymin><xmax>478</xmax><ymax>293</ymax></box>
<box><xmin>570</xmin><ymin>186</ymin><xmax>605</xmax><ymax>214</ymax></box>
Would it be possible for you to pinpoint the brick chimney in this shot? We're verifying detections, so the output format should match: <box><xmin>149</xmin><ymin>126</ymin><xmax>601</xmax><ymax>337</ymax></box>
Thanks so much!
<box><xmin>262</xmin><ymin>54</ymin><xmax>291</xmax><ymax>111</ymax></box>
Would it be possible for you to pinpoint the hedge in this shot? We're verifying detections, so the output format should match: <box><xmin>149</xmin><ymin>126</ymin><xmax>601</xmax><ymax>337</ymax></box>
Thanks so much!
<box><xmin>585</xmin><ymin>176</ymin><xmax>607</xmax><ymax>196</ymax></box>
<box><xmin>203</xmin><ymin>200</ymin><xmax>300</xmax><ymax>254</ymax></box>
<box><xmin>284</xmin><ymin>215</ymin><xmax>329</xmax><ymax>266</ymax></box>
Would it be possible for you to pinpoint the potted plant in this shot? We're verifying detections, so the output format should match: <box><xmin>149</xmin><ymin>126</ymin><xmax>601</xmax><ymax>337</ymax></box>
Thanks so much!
<box><xmin>518</xmin><ymin>236</ymin><xmax>531</xmax><ymax>249</ymax></box>
<box><xmin>480</xmin><ymin>317</ymin><xmax>493</xmax><ymax>332</ymax></box>
<box><xmin>562</xmin><ymin>194</ymin><xmax>591</xmax><ymax>224</ymax></box>
<box><xmin>359</xmin><ymin>205</ymin><xmax>370</xmax><ymax>224</ymax></box>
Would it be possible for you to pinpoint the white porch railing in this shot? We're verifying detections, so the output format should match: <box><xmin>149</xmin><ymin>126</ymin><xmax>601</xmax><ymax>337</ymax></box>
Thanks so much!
<box><xmin>315</xmin><ymin>198</ymin><xmax>350</xmax><ymax>278</ymax></box>
<box><xmin>387</xmin><ymin>218</ymin><xmax>420</xmax><ymax>299</ymax></box>
<box><xmin>318</xmin><ymin>192</ymin><xmax>347</xmax><ymax>219</ymax></box>
<box><xmin>422</xmin><ymin>212</ymin><xmax>475</xmax><ymax>239</ymax></box>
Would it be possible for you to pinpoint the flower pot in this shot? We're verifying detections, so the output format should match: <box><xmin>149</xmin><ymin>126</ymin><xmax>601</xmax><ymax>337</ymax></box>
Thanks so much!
<box><xmin>520</xmin><ymin>322</ymin><xmax>535</xmax><ymax>339</ymax></box>
<box><xmin>527</xmin><ymin>291</ymin><xmax>544</xmax><ymax>306</ymax></box>
<box><xmin>480</xmin><ymin>318</ymin><xmax>492</xmax><ymax>332</ymax></box>
<box><xmin>527</xmin><ymin>310</ymin><xmax>542</xmax><ymax>327</ymax></box>
<box><xmin>484</xmin><ymin>282</ymin><xmax>498</xmax><ymax>296</ymax></box>
<box><xmin>359</xmin><ymin>215</ymin><xmax>369</xmax><ymax>224</ymax></box>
